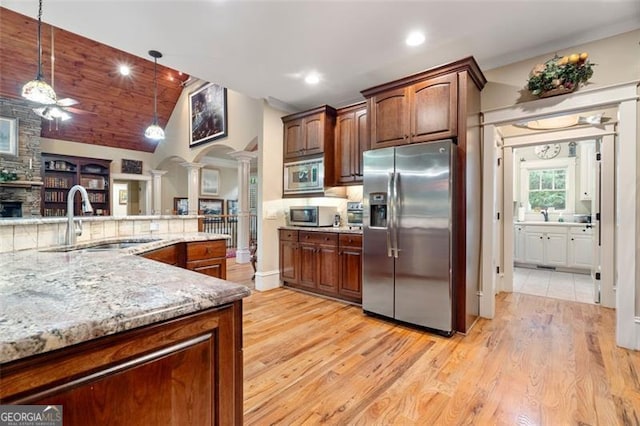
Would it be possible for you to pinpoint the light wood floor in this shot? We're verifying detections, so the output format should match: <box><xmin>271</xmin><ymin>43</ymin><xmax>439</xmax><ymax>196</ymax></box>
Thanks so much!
<box><xmin>226</xmin><ymin>258</ymin><xmax>255</xmax><ymax>290</ymax></box>
<box><xmin>243</xmin><ymin>288</ymin><xmax>640</xmax><ymax>425</ymax></box>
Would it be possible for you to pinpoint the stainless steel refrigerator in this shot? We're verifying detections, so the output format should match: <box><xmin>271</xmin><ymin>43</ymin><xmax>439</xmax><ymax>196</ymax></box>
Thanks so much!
<box><xmin>363</xmin><ymin>140</ymin><xmax>455</xmax><ymax>335</ymax></box>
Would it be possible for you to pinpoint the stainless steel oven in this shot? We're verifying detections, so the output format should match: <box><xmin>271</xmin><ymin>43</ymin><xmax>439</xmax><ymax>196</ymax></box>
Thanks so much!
<box><xmin>283</xmin><ymin>158</ymin><xmax>324</xmax><ymax>195</ymax></box>
<box><xmin>346</xmin><ymin>201</ymin><xmax>363</xmax><ymax>227</ymax></box>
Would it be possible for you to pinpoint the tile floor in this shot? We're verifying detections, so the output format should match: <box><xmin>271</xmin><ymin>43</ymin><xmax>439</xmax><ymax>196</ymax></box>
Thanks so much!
<box><xmin>513</xmin><ymin>266</ymin><xmax>596</xmax><ymax>304</ymax></box>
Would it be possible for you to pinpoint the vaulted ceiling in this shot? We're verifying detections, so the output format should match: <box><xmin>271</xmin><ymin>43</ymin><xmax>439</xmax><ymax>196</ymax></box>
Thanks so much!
<box><xmin>0</xmin><ymin>7</ymin><xmax>188</xmax><ymax>153</ymax></box>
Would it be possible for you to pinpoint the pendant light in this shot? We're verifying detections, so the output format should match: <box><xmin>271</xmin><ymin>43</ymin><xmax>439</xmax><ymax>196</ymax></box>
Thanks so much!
<box><xmin>145</xmin><ymin>50</ymin><xmax>165</xmax><ymax>140</ymax></box>
<box><xmin>21</xmin><ymin>0</ymin><xmax>57</xmax><ymax>105</ymax></box>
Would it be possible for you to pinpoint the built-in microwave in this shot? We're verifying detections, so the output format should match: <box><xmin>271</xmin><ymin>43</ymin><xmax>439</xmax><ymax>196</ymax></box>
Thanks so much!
<box><xmin>283</xmin><ymin>158</ymin><xmax>324</xmax><ymax>195</ymax></box>
<box><xmin>289</xmin><ymin>206</ymin><xmax>336</xmax><ymax>227</ymax></box>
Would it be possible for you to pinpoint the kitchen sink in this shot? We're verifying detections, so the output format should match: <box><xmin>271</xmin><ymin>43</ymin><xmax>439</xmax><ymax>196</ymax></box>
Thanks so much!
<box><xmin>44</xmin><ymin>239</ymin><xmax>161</xmax><ymax>252</ymax></box>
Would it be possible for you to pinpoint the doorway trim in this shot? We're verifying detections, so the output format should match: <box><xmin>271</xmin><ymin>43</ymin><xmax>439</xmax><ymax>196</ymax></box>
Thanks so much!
<box><xmin>480</xmin><ymin>81</ymin><xmax>639</xmax><ymax>350</ymax></box>
<box><xmin>111</xmin><ymin>173</ymin><xmax>152</xmax><ymax>215</ymax></box>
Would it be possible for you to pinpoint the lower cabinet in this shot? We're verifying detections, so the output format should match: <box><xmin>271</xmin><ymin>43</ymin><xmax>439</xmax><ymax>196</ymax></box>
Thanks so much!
<box><xmin>142</xmin><ymin>240</ymin><xmax>227</xmax><ymax>280</ymax></box>
<box><xmin>279</xmin><ymin>229</ymin><xmax>362</xmax><ymax>303</ymax></box>
<box><xmin>516</xmin><ymin>224</ymin><xmax>592</xmax><ymax>271</ymax></box>
<box><xmin>0</xmin><ymin>302</ymin><xmax>244</xmax><ymax>425</ymax></box>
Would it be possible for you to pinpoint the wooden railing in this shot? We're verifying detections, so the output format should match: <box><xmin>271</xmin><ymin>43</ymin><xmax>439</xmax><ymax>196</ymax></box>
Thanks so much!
<box><xmin>199</xmin><ymin>214</ymin><xmax>258</xmax><ymax>249</ymax></box>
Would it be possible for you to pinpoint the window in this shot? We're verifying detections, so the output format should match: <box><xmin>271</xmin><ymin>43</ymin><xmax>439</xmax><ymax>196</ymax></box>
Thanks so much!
<box><xmin>528</xmin><ymin>168</ymin><xmax>566</xmax><ymax>210</ymax></box>
<box><xmin>520</xmin><ymin>158</ymin><xmax>575</xmax><ymax>213</ymax></box>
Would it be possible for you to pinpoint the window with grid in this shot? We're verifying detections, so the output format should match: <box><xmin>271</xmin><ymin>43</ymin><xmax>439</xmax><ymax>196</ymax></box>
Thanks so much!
<box><xmin>528</xmin><ymin>168</ymin><xmax>567</xmax><ymax>210</ymax></box>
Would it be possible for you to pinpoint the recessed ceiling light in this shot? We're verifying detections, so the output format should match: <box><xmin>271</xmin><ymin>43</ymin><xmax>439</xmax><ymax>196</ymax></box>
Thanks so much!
<box><xmin>118</xmin><ymin>65</ymin><xmax>131</xmax><ymax>76</ymax></box>
<box><xmin>405</xmin><ymin>31</ymin><xmax>425</xmax><ymax>47</ymax></box>
<box><xmin>305</xmin><ymin>73</ymin><xmax>320</xmax><ymax>85</ymax></box>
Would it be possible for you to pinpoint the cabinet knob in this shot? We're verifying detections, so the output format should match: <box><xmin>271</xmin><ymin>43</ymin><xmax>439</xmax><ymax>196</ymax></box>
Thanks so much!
<box><xmin>540</xmin><ymin>236</ymin><xmax>543</xmax><ymax>239</ymax></box>
<box><xmin>547</xmin><ymin>237</ymin><xmax>550</xmax><ymax>240</ymax></box>
<box><xmin>571</xmin><ymin>238</ymin><xmax>574</xmax><ymax>241</ymax></box>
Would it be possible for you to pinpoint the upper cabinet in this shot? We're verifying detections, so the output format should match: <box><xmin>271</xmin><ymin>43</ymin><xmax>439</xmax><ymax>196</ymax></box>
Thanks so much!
<box><xmin>282</xmin><ymin>105</ymin><xmax>337</xmax><ymax>161</ymax></box>
<box><xmin>334</xmin><ymin>102</ymin><xmax>368</xmax><ymax>185</ymax></box>
<box><xmin>361</xmin><ymin>57</ymin><xmax>484</xmax><ymax>150</ymax></box>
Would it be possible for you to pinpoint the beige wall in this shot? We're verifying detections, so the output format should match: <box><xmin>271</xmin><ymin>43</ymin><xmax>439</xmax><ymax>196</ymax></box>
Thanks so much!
<box><xmin>482</xmin><ymin>29</ymin><xmax>640</xmax><ymax>111</ymax></box>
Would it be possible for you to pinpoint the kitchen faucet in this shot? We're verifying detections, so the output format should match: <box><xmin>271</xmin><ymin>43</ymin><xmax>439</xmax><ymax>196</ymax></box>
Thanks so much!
<box><xmin>66</xmin><ymin>185</ymin><xmax>93</xmax><ymax>246</ymax></box>
<box><xmin>540</xmin><ymin>208</ymin><xmax>549</xmax><ymax>222</ymax></box>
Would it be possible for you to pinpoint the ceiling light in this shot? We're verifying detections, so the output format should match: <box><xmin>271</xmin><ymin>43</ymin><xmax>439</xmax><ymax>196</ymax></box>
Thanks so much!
<box><xmin>405</xmin><ymin>31</ymin><xmax>425</xmax><ymax>47</ymax></box>
<box><xmin>119</xmin><ymin>65</ymin><xmax>131</xmax><ymax>76</ymax></box>
<box><xmin>305</xmin><ymin>73</ymin><xmax>320</xmax><ymax>85</ymax></box>
<box><xmin>145</xmin><ymin>50</ymin><xmax>165</xmax><ymax>141</ymax></box>
<box><xmin>22</xmin><ymin>0</ymin><xmax>57</xmax><ymax>105</ymax></box>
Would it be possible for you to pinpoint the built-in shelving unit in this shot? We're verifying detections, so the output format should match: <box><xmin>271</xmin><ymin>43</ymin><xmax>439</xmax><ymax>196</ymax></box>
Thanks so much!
<box><xmin>41</xmin><ymin>154</ymin><xmax>112</xmax><ymax>217</ymax></box>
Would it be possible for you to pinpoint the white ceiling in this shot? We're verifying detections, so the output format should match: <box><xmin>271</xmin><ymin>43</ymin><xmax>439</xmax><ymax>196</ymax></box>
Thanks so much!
<box><xmin>4</xmin><ymin>1</ymin><xmax>640</xmax><ymax>112</ymax></box>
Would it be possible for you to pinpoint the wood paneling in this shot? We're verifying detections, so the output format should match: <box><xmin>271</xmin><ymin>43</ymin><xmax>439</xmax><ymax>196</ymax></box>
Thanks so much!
<box><xmin>0</xmin><ymin>7</ymin><xmax>188</xmax><ymax>153</ymax></box>
<box><xmin>243</xmin><ymin>289</ymin><xmax>640</xmax><ymax>425</ymax></box>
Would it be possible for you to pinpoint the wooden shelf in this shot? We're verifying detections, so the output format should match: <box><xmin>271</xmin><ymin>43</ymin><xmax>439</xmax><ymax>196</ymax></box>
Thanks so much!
<box><xmin>0</xmin><ymin>180</ymin><xmax>43</xmax><ymax>188</ymax></box>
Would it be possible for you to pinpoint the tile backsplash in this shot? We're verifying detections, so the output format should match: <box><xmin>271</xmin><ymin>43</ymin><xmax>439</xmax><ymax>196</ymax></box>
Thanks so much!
<box><xmin>0</xmin><ymin>216</ymin><xmax>201</xmax><ymax>253</ymax></box>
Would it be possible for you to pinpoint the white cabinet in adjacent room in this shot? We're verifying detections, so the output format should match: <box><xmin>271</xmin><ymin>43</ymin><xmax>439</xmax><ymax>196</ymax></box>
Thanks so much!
<box><xmin>579</xmin><ymin>142</ymin><xmax>596</xmax><ymax>201</ymax></box>
<box><xmin>522</xmin><ymin>225</ymin><xmax>568</xmax><ymax>267</ymax></box>
<box><xmin>514</xmin><ymin>224</ymin><xmax>526</xmax><ymax>263</ymax></box>
<box><xmin>524</xmin><ymin>229</ymin><xmax>544</xmax><ymax>264</ymax></box>
<box><xmin>568</xmin><ymin>225</ymin><xmax>593</xmax><ymax>269</ymax></box>
<box><xmin>545</xmin><ymin>232</ymin><xmax>568</xmax><ymax>266</ymax></box>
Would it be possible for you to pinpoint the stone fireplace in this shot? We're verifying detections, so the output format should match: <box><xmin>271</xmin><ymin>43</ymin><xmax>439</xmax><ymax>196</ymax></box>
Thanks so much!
<box><xmin>0</xmin><ymin>97</ymin><xmax>43</xmax><ymax>217</ymax></box>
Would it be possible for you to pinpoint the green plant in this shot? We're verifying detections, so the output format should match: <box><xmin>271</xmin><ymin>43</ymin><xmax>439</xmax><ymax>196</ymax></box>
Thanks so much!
<box><xmin>527</xmin><ymin>53</ymin><xmax>595</xmax><ymax>96</ymax></box>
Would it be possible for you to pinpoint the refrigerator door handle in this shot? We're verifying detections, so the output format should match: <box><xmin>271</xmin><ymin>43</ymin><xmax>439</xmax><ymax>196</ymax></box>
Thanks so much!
<box><xmin>386</xmin><ymin>172</ymin><xmax>394</xmax><ymax>257</ymax></box>
<box><xmin>392</xmin><ymin>171</ymin><xmax>399</xmax><ymax>258</ymax></box>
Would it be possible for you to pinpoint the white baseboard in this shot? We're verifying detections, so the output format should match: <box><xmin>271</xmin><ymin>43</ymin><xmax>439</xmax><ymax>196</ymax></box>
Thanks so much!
<box><xmin>254</xmin><ymin>270</ymin><xmax>281</xmax><ymax>291</ymax></box>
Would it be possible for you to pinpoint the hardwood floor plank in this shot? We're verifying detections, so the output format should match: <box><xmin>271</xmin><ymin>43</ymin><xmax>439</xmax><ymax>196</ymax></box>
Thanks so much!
<box><xmin>243</xmin><ymin>288</ymin><xmax>640</xmax><ymax>425</ymax></box>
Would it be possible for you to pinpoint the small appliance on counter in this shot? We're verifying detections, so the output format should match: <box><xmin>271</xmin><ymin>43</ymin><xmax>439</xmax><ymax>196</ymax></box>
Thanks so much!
<box><xmin>289</xmin><ymin>206</ymin><xmax>336</xmax><ymax>227</ymax></box>
<box><xmin>346</xmin><ymin>201</ymin><xmax>363</xmax><ymax>228</ymax></box>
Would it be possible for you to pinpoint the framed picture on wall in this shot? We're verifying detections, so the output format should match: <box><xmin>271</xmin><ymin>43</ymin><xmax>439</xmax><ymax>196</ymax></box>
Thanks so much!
<box><xmin>0</xmin><ymin>116</ymin><xmax>18</xmax><ymax>156</ymax></box>
<box><xmin>173</xmin><ymin>197</ymin><xmax>188</xmax><ymax>215</ymax></box>
<box><xmin>189</xmin><ymin>82</ymin><xmax>228</xmax><ymax>147</ymax></box>
<box><xmin>200</xmin><ymin>168</ymin><xmax>220</xmax><ymax>196</ymax></box>
<box><xmin>226</xmin><ymin>199</ymin><xmax>238</xmax><ymax>222</ymax></box>
<box><xmin>199</xmin><ymin>198</ymin><xmax>223</xmax><ymax>215</ymax></box>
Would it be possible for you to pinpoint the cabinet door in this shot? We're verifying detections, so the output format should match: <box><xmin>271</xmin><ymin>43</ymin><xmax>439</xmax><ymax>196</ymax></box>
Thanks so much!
<box><xmin>524</xmin><ymin>231</ymin><xmax>544</xmax><ymax>264</ymax></box>
<box><xmin>339</xmin><ymin>248</ymin><xmax>362</xmax><ymax>301</ymax></box>
<box><xmin>410</xmin><ymin>73</ymin><xmax>458</xmax><ymax>143</ymax></box>
<box><xmin>284</xmin><ymin>119</ymin><xmax>305</xmax><ymax>160</ymax></box>
<box><xmin>298</xmin><ymin>243</ymin><xmax>318</xmax><ymax>289</ymax></box>
<box><xmin>187</xmin><ymin>258</ymin><xmax>226</xmax><ymax>279</ymax></box>
<box><xmin>370</xmin><ymin>88</ymin><xmax>409</xmax><ymax>149</ymax></box>
<box><xmin>579</xmin><ymin>142</ymin><xmax>596</xmax><ymax>200</ymax></box>
<box><xmin>279</xmin><ymin>240</ymin><xmax>299</xmax><ymax>284</ymax></box>
<box><xmin>335</xmin><ymin>111</ymin><xmax>356</xmax><ymax>185</ymax></box>
<box><xmin>514</xmin><ymin>226</ymin><xmax>525</xmax><ymax>263</ymax></box>
<box><xmin>569</xmin><ymin>232</ymin><xmax>593</xmax><ymax>269</ymax></box>
<box><xmin>303</xmin><ymin>113</ymin><xmax>324</xmax><ymax>156</ymax></box>
<box><xmin>353</xmin><ymin>107</ymin><xmax>368</xmax><ymax>180</ymax></box>
<box><xmin>317</xmin><ymin>245</ymin><xmax>339</xmax><ymax>294</ymax></box>
<box><xmin>545</xmin><ymin>232</ymin><xmax>568</xmax><ymax>266</ymax></box>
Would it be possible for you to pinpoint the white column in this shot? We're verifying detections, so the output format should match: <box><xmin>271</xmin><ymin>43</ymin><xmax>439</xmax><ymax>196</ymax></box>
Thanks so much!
<box><xmin>149</xmin><ymin>170</ymin><xmax>168</xmax><ymax>215</ymax></box>
<box><xmin>180</xmin><ymin>162</ymin><xmax>204</xmax><ymax>215</ymax></box>
<box><xmin>229</xmin><ymin>151</ymin><xmax>256</xmax><ymax>263</ymax></box>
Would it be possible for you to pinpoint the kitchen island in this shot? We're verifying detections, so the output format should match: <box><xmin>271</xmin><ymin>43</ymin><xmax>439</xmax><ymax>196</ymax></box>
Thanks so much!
<box><xmin>0</xmin><ymin>234</ymin><xmax>250</xmax><ymax>425</ymax></box>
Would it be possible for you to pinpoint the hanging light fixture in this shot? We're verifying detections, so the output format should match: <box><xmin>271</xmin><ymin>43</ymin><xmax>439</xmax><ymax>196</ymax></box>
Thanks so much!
<box><xmin>145</xmin><ymin>50</ymin><xmax>165</xmax><ymax>140</ymax></box>
<box><xmin>21</xmin><ymin>0</ymin><xmax>57</xmax><ymax>105</ymax></box>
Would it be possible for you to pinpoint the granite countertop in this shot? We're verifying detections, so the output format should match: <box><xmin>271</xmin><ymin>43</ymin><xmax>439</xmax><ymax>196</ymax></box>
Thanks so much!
<box><xmin>513</xmin><ymin>221</ymin><xmax>592</xmax><ymax>227</ymax></box>
<box><xmin>279</xmin><ymin>225</ymin><xmax>363</xmax><ymax>234</ymax></box>
<box><xmin>0</xmin><ymin>233</ymin><xmax>250</xmax><ymax>364</ymax></box>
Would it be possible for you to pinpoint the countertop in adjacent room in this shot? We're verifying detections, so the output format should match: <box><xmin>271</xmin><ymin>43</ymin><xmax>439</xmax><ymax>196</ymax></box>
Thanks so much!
<box><xmin>279</xmin><ymin>225</ymin><xmax>363</xmax><ymax>234</ymax></box>
<box><xmin>0</xmin><ymin>233</ymin><xmax>250</xmax><ymax>364</ymax></box>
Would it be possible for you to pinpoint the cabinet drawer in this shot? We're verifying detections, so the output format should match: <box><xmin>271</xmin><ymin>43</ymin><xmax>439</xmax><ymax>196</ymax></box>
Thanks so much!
<box><xmin>142</xmin><ymin>245</ymin><xmax>178</xmax><ymax>265</ymax></box>
<box><xmin>186</xmin><ymin>241</ymin><xmax>226</xmax><ymax>261</ymax></box>
<box><xmin>279</xmin><ymin>229</ymin><xmax>299</xmax><ymax>242</ymax></box>
<box><xmin>570</xmin><ymin>226</ymin><xmax>593</xmax><ymax>235</ymax></box>
<box><xmin>339</xmin><ymin>233</ymin><xmax>362</xmax><ymax>248</ymax></box>
<box><xmin>299</xmin><ymin>232</ymin><xmax>338</xmax><ymax>246</ymax></box>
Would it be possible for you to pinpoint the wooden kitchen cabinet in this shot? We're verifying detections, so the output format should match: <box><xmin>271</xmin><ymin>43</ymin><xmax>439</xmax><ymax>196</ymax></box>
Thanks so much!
<box><xmin>186</xmin><ymin>240</ymin><xmax>227</xmax><ymax>279</ymax></box>
<box><xmin>282</xmin><ymin>105</ymin><xmax>337</xmax><ymax>161</ymax></box>
<box><xmin>365</xmin><ymin>72</ymin><xmax>457</xmax><ymax>149</ymax></box>
<box><xmin>338</xmin><ymin>234</ymin><xmax>362</xmax><ymax>302</ymax></box>
<box><xmin>0</xmin><ymin>302</ymin><xmax>244</xmax><ymax>426</ymax></box>
<box><xmin>141</xmin><ymin>244</ymin><xmax>180</xmax><ymax>266</ymax></box>
<box><xmin>279</xmin><ymin>229</ymin><xmax>362</xmax><ymax>304</ymax></box>
<box><xmin>279</xmin><ymin>229</ymin><xmax>300</xmax><ymax>285</ymax></box>
<box><xmin>334</xmin><ymin>102</ymin><xmax>368</xmax><ymax>185</ymax></box>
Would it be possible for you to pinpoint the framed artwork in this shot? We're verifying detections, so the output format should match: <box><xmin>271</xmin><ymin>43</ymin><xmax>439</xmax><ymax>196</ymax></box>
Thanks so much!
<box><xmin>199</xmin><ymin>198</ymin><xmax>223</xmax><ymax>215</ymax></box>
<box><xmin>226</xmin><ymin>199</ymin><xmax>238</xmax><ymax>222</ymax></box>
<box><xmin>189</xmin><ymin>82</ymin><xmax>228</xmax><ymax>147</ymax></box>
<box><xmin>121</xmin><ymin>159</ymin><xmax>143</xmax><ymax>174</ymax></box>
<box><xmin>201</xmin><ymin>168</ymin><xmax>220</xmax><ymax>196</ymax></box>
<box><xmin>0</xmin><ymin>117</ymin><xmax>18</xmax><ymax>156</ymax></box>
<box><xmin>173</xmin><ymin>197</ymin><xmax>188</xmax><ymax>215</ymax></box>
<box><xmin>118</xmin><ymin>189</ymin><xmax>128</xmax><ymax>204</ymax></box>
